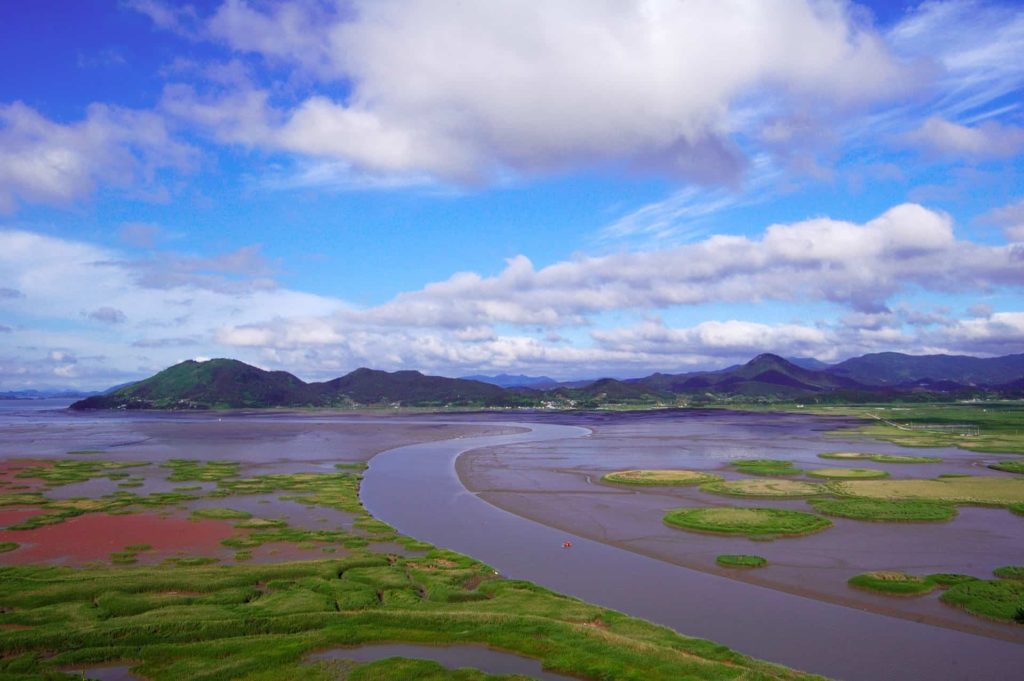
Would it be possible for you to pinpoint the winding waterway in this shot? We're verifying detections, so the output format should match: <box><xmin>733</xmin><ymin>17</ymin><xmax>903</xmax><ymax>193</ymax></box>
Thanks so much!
<box><xmin>361</xmin><ymin>419</ymin><xmax>1024</xmax><ymax>681</ymax></box>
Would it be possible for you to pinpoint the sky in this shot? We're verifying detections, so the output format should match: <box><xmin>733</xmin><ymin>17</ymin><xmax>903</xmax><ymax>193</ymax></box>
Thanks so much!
<box><xmin>0</xmin><ymin>0</ymin><xmax>1023</xmax><ymax>390</ymax></box>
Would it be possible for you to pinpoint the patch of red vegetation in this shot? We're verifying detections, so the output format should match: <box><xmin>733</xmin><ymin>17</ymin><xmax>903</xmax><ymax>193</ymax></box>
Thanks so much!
<box><xmin>0</xmin><ymin>459</ymin><xmax>52</xmax><ymax>491</ymax></box>
<box><xmin>0</xmin><ymin>513</ymin><xmax>237</xmax><ymax>565</ymax></box>
<box><xmin>0</xmin><ymin>507</ymin><xmax>44</xmax><ymax>528</ymax></box>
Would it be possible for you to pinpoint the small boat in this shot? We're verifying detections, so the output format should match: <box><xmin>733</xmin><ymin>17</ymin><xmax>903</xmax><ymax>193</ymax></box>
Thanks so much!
<box><xmin>562</xmin><ymin>541</ymin><xmax>573</xmax><ymax>549</ymax></box>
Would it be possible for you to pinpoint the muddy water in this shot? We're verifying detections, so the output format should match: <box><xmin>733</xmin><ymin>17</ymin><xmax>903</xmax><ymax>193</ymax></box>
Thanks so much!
<box><xmin>362</xmin><ymin>417</ymin><xmax>1024</xmax><ymax>681</ymax></box>
<box><xmin>460</xmin><ymin>413</ymin><xmax>1024</xmax><ymax>643</ymax></box>
<box><xmin>310</xmin><ymin>643</ymin><xmax>577</xmax><ymax>680</ymax></box>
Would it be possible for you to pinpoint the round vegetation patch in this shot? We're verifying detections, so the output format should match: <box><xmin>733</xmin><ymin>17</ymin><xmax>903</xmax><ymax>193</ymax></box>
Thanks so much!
<box><xmin>808</xmin><ymin>468</ymin><xmax>890</xmax><ymax>480</ymax></box>
<box><xmin>602</xmin><ymin>469</ymin><xmax>723</xmax><ymax>486</ymax></box>
<box><xmin>927</xmin><ymin>573</ymin><xmax>980</xmax><ymax>589</ymax></box>
<box><xmin>989</xmin><ymin>460</ymin><xmax>1024</xmax><ymax>475</ymax></box>
<box><xmin>941</xmin><ymin>579</ymin><xmax>1024</xmax><ymax>623</ymax></box>
<box><xmin>993</xmin><ymin>565</ymin><xmax>1024</xmax><ymax>581</ymax></box>
<box><xmin>819</xmin><ymin>452</ymin><xmax>941</xmax><ymax>464</ymax></box>
<box><xmin>807</xmin><ymin>498</ymin><xmax>957</xmax><ymax>522</ymax></box>
<box><xmin>730</xmin><ymin>459</ymin><xmax>803</xmax><ymax>476</ymax></box>
<box><xmin>848</xmin><ymin>571</ymin><xmax>936</xmax><ymax>596</ymax></box>
<box><xmin>701</xmin><ymin>479</ymin><xmax>826</xmax><ymax>498</ymax></box>
<box><xmin>716</xmin><ymin>554</ymin><xmax>767</xmax><ymax>568</ymax></box>
<box><xmin>663</xmin><ymin>506</ymin><xmax>832</xmax><ymax>538</ymax></box>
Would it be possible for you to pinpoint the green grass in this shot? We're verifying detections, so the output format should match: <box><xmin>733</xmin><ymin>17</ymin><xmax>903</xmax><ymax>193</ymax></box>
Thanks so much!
<box><xmin>0</xmin><ymin>492</ymin><xmax>44</xmax><ymax>506</ymax></box>
<box><xmin>0</xmin><ymin>559</ymin><xmax>822</xmax><ymax>681</ymax></box>
<box><xmin>715</xmin><ymin>554</ymin><xmax>767</xmax><ymax>568</ymax></box>
<box><xmin>848</xmin><ymin>571</ymin><xmax>937</xmax><ymax>596</ymax></box>
<box><xmin>807</xmin><ymin>468</ymin><xmax>889</xmax><ymax>480</ymax></box>
<box><xmin>730</xmin><ymin>459</ymin><xmax>803</xmax><ymax>476</ymax></box>
<box><xmin>807</xmin><ymin>498</ymin><xmax>957</xmax><ymax>522</ymax></box>
<box><xmin>818</xmin><ymin>452</ymin><xmax>941</xmax><ymax>464</ymax></box>
<box><xmin>0</xmin><ymin>458</ymin><xmax>826</xmax><ymax>680</ymax></box>
<box><xmin>14</xmin><ymin>460</ymin><xmax>148</xmax><ymax>486</ymax></box>
<box><xmin>1010</xmin><ymin>503</ymin><xmax>1024</xmax><ymax>516</ymax></box>
<box><xmin>663</xmin><ymin>507</ymin><xmax>832</xmax><ymax>539</ymax></box>
<box><xmin>940</xmin><ymin>578</ymin><xmax>1024</xmax><ymax>622</ymax></box>
<box><xmin>0</xmin><ymin>542</ymin><xmax>18</xmax><ymax>553</ymax></box>
<box><xmin>163</xmin><ymin>459</ymin><xmax>241</xmax><ymax>482</ymax></box>
<box><xmin>993</xmin><ymin>566</ymin><xmax>1024</xmax><ymax>581</ymax></box>
<box><xmin>989</xmin><ymin>460</ymin><xmax>1024</xmax><ymax>474</ymax></box>
<box><xmin>700</xmin><ymin>479</ymin><xmax>826</xmax><ymax>498</ymax></box>
<box><xmin>601</xmin><ymin>469</ymin><xmax>723</xmax><ymax>486</ymax></box>
<box><xmin>830</xmin><ymin>475</ymin><xmax>1024</xmax><ymax>506</ymax></box>
<box><xmin>191</xmin><ymin>508</ymin><xmax>253</xmax><ymax>520</ymax></box>
<box><xmin>926</xmin><ymin>573</ymin><xmax>980</xmax><ymax>588</ymax></box>
<box><xmin>821</xmin><ymin>404</ymin><xmax>1024</xmax><ymax>454</ymax></box>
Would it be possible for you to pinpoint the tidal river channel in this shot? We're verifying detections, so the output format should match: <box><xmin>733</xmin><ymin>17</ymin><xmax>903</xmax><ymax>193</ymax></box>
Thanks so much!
<box><xmin>361</xmin><ymin>415</ymin><xmax>1024</xmax><ymax>681</ymax></box>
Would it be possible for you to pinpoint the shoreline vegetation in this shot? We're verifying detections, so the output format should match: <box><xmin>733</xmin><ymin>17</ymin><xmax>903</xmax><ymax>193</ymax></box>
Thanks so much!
<box><xmin>0</xmin><ymin>458</ymin><xmax>821</xmax><ymax>681</ymax></box>
<box><xmin>848</xmin><ymin>568</ymin><xmax>1024</xmax><ymax>624</ymax></box>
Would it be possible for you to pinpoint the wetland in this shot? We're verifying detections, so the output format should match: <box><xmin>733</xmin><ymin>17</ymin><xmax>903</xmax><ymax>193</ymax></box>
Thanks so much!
<box><xmin>2</xmin><ymin>401</ymin><xmax>1023</xmax><ymax>680</ymax></box>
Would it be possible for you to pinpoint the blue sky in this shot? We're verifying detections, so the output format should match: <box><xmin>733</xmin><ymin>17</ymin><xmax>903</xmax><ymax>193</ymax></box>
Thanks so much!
<box><xmin>0</xmin><ymin>0</ymin><xmax>1022</xmax><ymax>389</ymax></box>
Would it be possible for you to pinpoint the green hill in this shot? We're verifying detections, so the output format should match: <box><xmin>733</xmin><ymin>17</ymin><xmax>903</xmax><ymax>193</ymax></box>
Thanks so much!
<box><xmin>71</xmin><ymin>360</ymin><xmax>513</xmax><ymax>410</ymax></box>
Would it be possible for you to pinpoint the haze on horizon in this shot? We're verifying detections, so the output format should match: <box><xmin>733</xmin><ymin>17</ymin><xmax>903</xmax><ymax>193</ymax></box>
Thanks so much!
<box><xmin>0</xmin><ymin>0</ymin><xmax>1022</xmax><ymax>390</ymax></box>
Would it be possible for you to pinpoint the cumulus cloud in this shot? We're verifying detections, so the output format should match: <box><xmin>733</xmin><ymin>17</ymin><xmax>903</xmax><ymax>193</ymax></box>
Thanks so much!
<box><xmin>211</xmin><ymin>203</ymin><xmax>1024</xmax><ymax>374</ymax></box>
<box><xmin>162</xmin><ymin>0</ymin><xmax>915</xmax><ymax>185</ymax></box>
<box><xmin>940</xmin><ymin>312</ymin><xmax>1024</xmax><ymax>356</ymax></box>
<box><xmin>906</xmin><ymin>116</ymin><xmax>1024</xmax><ymax>159</ymax></box>
<box><xmin>0</xmin><ymin>102</ymin><xmax>195</xmax><ymax>212</ymax></box>
<box><xmin>318</xmin><ymin>203</ymin><xmax>1014</xmax><ymax>330</ymax></box>
<box><xmin>3</xmin><ymin>201</ymin><xmax>1023</xmax><ymax>385</ymax></box>
<box><xmin>0</xmin><ymin>229</ymin><xmax>343</xmax><ymax>386</ymax></box>
<box><xmin>592</xmin><ymin>319</ymin><xmax>830</xmax><ymax>359</ymax></box>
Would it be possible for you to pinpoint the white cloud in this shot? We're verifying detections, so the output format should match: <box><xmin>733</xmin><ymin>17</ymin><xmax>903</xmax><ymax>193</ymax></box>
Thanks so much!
<box><xmin>887</xmin><ymin>0</ymin><xmax>1024</xmax><ymax>119</ymax></box>
<box><xmin>326</xmin><ymin>203</ymin><xmax>1009</xmax><ymax>329</ymax></box>
<box><xmin>0</xmin><ymin>229</ymin><xmax>344</xmax><ymax>387</ymax></box>
<box><xmin>126</xmin><ymin>0</ymin><xmax>199</xmax><ymax>37</ymax></box>
<box><xmin>592</xmin><ymin>319</ymin><xmax>831</xmax><ymax>359</ymax></box>
<box><xmin>3</xmin><ymin>201</ymin><xmax>1022</xmax><ymax>386</ymax></box>
<box><xmin>170</xmin><ymin>0</ymin><xmax>914</xmax><ymax>185</ymax></box>
<box><xmin>0</xmin><ymin>102</ymin><xmax>195</xmax><ymax>212</ymax></box>
<box><xmin>906</xmin><ymin>116</ymin><xmax>1024</xmax><ymax>159</ymax></box>
<box><xmin>981</xmin><ymin>197</ymin><xmax>1024</xmax><ymax>241</ymax></box>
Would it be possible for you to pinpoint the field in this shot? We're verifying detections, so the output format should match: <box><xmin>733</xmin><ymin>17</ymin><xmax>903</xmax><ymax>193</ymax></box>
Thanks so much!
<box><xmin>830</xmin><ymin>476</ymin><xmax>1024</xmax><ymax>506</ymax></box>
<box><xmin>825</xmin><ymin>404</ymin><xmax>1024</xmax><ymax>454</ymax></box>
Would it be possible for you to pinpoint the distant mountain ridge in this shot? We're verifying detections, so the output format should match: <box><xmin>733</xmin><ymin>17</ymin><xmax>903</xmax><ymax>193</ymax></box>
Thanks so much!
<box><xmin>70</xmin><ymin>351</ymin><xmax>1024</xmax><ymax>410</ymax></box>
<box><xmin>461</xmin><ymin>373</ymin><xmax>559</xmax><ymax>388</ymax></box>
<box><xmin>826</xmin><ymin>352</ymin><xmax>1024</xmax><ymax>386</ymax></box>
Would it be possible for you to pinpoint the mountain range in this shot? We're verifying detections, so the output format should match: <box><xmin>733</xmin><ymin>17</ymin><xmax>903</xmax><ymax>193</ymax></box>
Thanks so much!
<box><xmin>70</xmin><ymin>352</ymin><xmax>1024</xmax><ymax>410</ymax></box>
